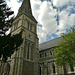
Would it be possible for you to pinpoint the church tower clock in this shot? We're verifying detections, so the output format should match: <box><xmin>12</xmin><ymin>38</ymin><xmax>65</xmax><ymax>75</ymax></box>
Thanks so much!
<box><xmin>9</xmin><ymin>0</ymin><xmax>39</xmax><ymax>75</ymax></box>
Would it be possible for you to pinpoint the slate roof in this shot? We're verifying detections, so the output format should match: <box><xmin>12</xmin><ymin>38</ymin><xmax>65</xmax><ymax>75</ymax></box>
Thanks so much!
<box><xmin>39</xmin><ymin>37</ymin><xmax>61</xmax><ymax>51</ymax></box>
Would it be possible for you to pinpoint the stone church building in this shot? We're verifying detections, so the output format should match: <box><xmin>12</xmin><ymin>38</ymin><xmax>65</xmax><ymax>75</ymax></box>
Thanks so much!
<box><xmin>0</xmin><ymin>0</ymin><xmax>75</xmax><ymax>75</ymax></box>
<box><xmin>39</xmin><ymin>37</ymin><xmax>75</xmax><ymax>75</ymax></box>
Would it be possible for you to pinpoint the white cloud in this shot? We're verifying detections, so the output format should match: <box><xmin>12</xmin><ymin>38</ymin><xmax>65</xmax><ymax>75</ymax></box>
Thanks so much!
<box><xmin>31</xmin><ymin>0</ymin><xmax>41</xmax><ymax>20</ymax></box>
<box><xmin>31</xmin><ymin>1</ymin><xmax>58</xmax><ymax>43</ymax></box>
<box><xmin>52</xmin><ymin>0</ymin><xmax>75</xmax><ymax>7</ymax></box>
<box><xmin>55</xmin><ymin>5</ymin><xmax>75</xmax><ymax>36</ymax></box>
<box><xmin>5</xmin><ymin>0</ymin><xmax>22</xmax><ymax>16</ymax></box>
<box><xmin>6</xmin><ymin>0</ymin><xmax>75</xmax><ymax>43</ymax></box>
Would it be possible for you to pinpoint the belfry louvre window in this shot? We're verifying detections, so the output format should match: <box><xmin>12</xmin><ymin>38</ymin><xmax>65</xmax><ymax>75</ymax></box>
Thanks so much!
<box><xmin>30</xmin><ymin>24</ymin><xmax>32</xmax><ymax>30</ymax></box>
<box><xmin>28</xmin><ymin>22</ymin><xmax>29</xmax><ymax>29</ymax></box>
<box><xmin>27</xmin><ymin>43</ymin><xmax>29</xmax><ymax>59</ymax></box>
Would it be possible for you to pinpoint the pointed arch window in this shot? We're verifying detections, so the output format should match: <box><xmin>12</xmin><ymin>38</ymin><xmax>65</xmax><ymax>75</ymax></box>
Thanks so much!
<box><xmin>40</xmin><ymin>53</ymin><xmax>42</xmax><ymax>58</ymax></box>
<box><xmin>52</xmin><ymin>63</ymin><xmax>56</xmax><ymax>73</ymax></box>
<box><xmin>45</xmin><ymin>52</ymin><xmax>47</xmax><ymax>57</ymax></box>
<box><xmin>50</xmin><ymin>50</ymin><xmax>52</xmax><ymax>55</ymax></box>
<box><xmin>30</xmin><ymin>23</ymin><xmax>32</xmax><ymax>31</ymax></box>
<box><xmin>24</xmin><ymin>41</ymin><xmax>27</xmax><ymax>58</ymax></box>
<box><xmin>28</xmin><ymin>21</ymin><xmax>29</xmax><ymax>29</ymax></box>
<box><xmin>70</xmin><ymin>64</ymin><xmax>74</xmax><ymax>72</ymax></box>
<box><xmin>40</xmin><ymin>66</ymin><xmax>41</xmax><ymax>75</ymax></box>
<box><xmin>27</xmin><ymin>43</ymin><xmax>30</xmax><ymax>59</ymax></box>
<box><xmin>31</xmin><ymin>44</ymin><xmax>34</xmax><ymax>60</ymax></box>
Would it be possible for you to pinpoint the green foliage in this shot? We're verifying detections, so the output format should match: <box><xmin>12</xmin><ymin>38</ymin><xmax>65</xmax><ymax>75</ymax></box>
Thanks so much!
<box><xmin>0</xmin><ymin>0</ymin><xmax>23</xmax><ymax>62</ymax></box>
<box><xmin>0</xmin><ymin>0</ymin><xmax>14</xmax><ymax>36</ymax></box>
<box><xmin>0</xmin><ymin>31</ymin><xmax>23</xmax><ymax>62</ymax></box>
<box><xmin>53</xmin><ymin>26</ymin><xmax>75</xmax><ymax>66</ymax></box>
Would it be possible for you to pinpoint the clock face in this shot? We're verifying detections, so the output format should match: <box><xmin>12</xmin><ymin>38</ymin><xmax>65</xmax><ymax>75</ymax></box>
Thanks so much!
<box><xmin>26</xmin><ymin>34</ymin><xmax>34</xmax><ymax>42</ymax></box>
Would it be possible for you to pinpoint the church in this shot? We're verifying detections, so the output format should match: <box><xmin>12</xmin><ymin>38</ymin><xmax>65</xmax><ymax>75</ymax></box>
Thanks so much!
<box><xmin>0</xmin><ymin>0</ymin><xmax>75</xmax><ymax>75</ymax></box>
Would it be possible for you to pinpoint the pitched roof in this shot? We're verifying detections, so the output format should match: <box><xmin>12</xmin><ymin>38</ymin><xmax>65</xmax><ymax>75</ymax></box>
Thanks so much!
<box><xmin>39</xmin><ymin>37</ymin><xmax>61</xmax><ymax>51</ymax></box>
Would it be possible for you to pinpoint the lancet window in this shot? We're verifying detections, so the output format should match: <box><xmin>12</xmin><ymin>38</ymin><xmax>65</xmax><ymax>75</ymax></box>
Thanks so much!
<box><xmin>30</xmin><ymin>44</ymin><xmax>34</xmax><ymax>60</ymax></box>
<box><xmin>52</xmin><ymin>63</ymin><xmax>56</xmax><ymax>73</ymax></box>
<box><xmin>70</xmin><ymin>65</ymin><xmax>74</xmax><ymax>72</ymax></box>
<box><xmin>27</xmin><ymin>43</ymin><xmax>30</xmax><ymax>59</ymax></box>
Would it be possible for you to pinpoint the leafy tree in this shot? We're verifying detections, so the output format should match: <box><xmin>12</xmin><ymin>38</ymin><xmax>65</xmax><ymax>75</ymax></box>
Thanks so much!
<box><xmin>0</xmin><ymin>31</ymin><xmax>23</xmax><ymax>62</ymax></box>
<box><xmin>53</xmin><ymin>26</ymin><xmax>75</xmax><ymax>75</ymax></box>
<box><xmin>0</xmin><ymin>0</ymin><xmax>14</xmax><ymax>36</ymax></box>
<box><xmin>0</xmin><ymin>0</ymin><xmax>23</xmax><ymax>62</ymax></box>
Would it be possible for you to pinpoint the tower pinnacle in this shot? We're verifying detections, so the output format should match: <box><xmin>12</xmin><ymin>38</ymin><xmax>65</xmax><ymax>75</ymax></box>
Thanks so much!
<box><xmin>18</xmin><ymin>0</ymin><xmax>32</xmax><ymax>16</ymax></box>
<box><xmin>17</xmin><ymin>0</ymin><xmax>37</xmax><ymax>22</ymax></box>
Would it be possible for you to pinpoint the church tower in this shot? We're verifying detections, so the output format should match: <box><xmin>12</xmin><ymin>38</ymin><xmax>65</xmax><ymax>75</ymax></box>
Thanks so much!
<box><xmin>9</xmin><ymin>0</ymin><xmax>39</xmax><ymax>75</ymax></box>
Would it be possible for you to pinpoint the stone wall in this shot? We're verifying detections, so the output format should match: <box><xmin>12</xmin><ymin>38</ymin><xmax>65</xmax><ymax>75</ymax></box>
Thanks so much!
<box><xmin>22</xmin><ymin>60</ymin><xmax>39</xmax><ymax>75</ymax></box>
<box><xmin>22</xmin><ymin>60</ymin><xmax>34</xmax><ymax>75</ymax></box>
<box><xmin>0</xmin><ymin>60</ymin><xmax>10</xmax><ymax>75</ymax></box>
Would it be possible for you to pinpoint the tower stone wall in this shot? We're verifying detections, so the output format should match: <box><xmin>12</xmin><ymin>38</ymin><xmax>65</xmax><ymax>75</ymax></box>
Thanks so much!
<box><xmin>0</xmin><ymin>0</ymin><xmax>39</xmax><ymax>75</ymax></box>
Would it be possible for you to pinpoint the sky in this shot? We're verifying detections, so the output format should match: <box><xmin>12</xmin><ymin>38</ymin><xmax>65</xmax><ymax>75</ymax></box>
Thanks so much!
<box><xmin>5</xmin><ymin>0</ymin><xmax>75</xmax><ymax>43</ymax></box>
